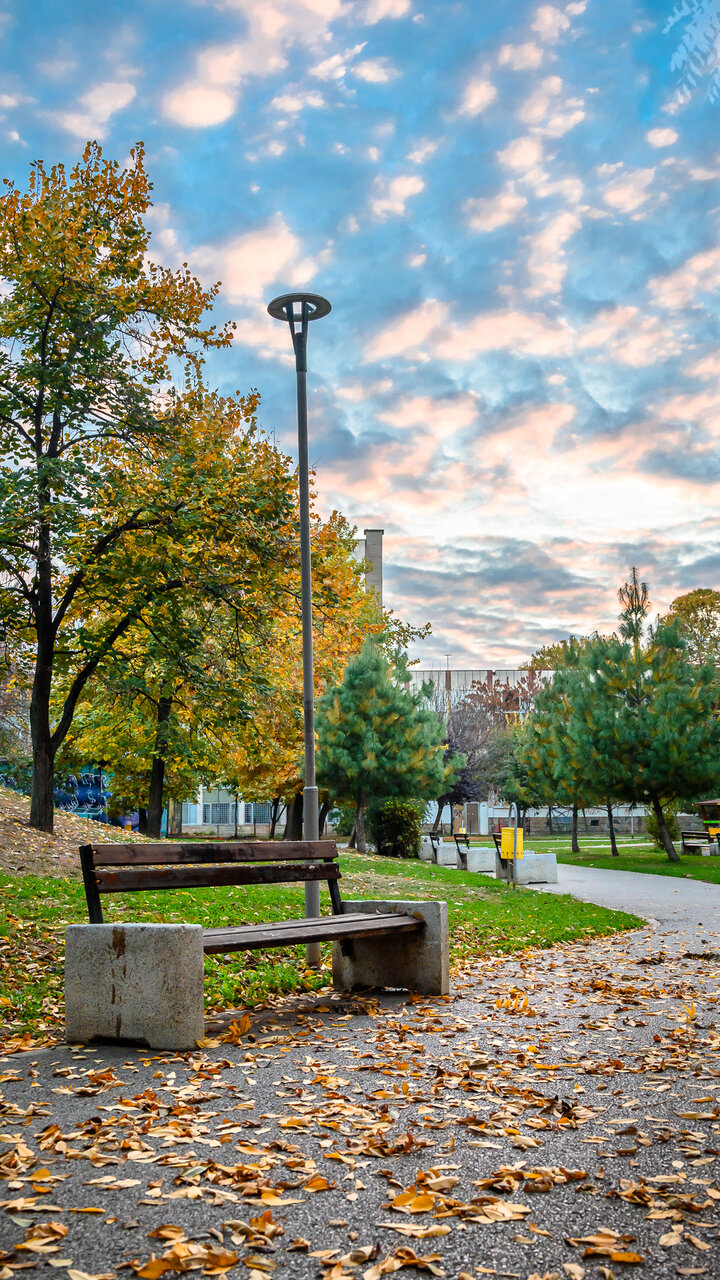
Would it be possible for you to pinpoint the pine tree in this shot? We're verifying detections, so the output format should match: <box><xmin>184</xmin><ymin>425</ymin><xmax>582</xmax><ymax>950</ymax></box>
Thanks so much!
<box><xmin>316</xmin><ymin>641</ymin><xmax>448</xmax><ymax>854</ymax></box>
<box><xmin>528</xmin><ymin>571</ymin><xmax>720</xmax><ymax>862</ymax></box>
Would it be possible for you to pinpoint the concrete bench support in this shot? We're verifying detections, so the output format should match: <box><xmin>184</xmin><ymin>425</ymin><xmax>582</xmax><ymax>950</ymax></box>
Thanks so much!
<box><xmin>65</xmin><ymin>924</ymin><xmax>205</xmax><ymax>1050</ymax></box>
<box><xmin>467</xmin><ymin>847</ymin><xmax>496</xmax><ymax>875</ymax></box>
<box><xmin>419</xmin><ymin>837</ymin><xmax>434</xmax><ymax>862</ymax></box>
<box><xmin>506</xmin><ymin>851</ymin><xmax>558</xmax><ymax>884</ymax></box>
<box><xmin>436</xmin><ymin>843</ymin><xmax>458</xmax><ymax>867</ymax></box>
<box><xmin>332</xmin><ymin>900</ymin><xmax>449</xmax><ymax>996</ymax></box>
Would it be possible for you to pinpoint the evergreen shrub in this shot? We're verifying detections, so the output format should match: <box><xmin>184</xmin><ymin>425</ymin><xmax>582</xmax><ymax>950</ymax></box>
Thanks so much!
<box><xmin>367</xmin><ymin>798</ymin><xmax>424</xmax><ymax>858</ymax></box>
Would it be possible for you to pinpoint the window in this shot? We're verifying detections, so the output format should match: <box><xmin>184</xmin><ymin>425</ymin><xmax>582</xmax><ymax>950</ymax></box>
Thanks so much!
<box><xmin>203</xmin><ymin>803</ymin><xmax>232</xmax><ymax>825</ymax></box>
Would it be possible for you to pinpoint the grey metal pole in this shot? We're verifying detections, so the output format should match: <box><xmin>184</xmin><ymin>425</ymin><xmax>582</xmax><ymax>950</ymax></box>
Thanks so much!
<box><xmin>294</xmin><ymin>314</ymin><xmax>321</xmax><ymax>967</ymax></box>
<box><xmin>267</xmin><ymin>293</ymin><xmax>331</xmax><ymax>969</ymax></box>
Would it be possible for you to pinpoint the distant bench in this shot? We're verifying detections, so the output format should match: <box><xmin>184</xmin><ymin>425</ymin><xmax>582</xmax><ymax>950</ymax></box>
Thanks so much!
<box><xmin>680</xmin><ymin>829</ymin><xmax>716</xmax><ymax>855</ymax></box>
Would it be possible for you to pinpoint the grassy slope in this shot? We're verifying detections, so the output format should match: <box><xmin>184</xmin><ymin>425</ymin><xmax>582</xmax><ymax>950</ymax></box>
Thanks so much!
<box><xmin>0</xmin><ymin>850</ymin><xmax>640</xmax><ymax>1044</ymax></box>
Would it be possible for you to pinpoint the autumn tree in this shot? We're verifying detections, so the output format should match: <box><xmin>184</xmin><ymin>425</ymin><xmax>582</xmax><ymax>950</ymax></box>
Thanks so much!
<box><xmin>0</xmin><ymin>142</ymin><xmax>298</xmax><ymax>831</ymax></box>
<box><xmin>59</xmin><ymin>587</ymin><xmax>276</xmax><ymax>835</ymax></box>
<box><xmin>316</xmin><ymin>641</ymin><xmax>449</xmax><ymax>854</ymax></box>
<box><xmin>219</xmin><ymin>524</ymin><xmax>430</xmax><ymax>840</ymax></box>
<box><xmin>661</xmin><ymin>588</ymin><xmax>720</xmax><ymax>668</ymax></box>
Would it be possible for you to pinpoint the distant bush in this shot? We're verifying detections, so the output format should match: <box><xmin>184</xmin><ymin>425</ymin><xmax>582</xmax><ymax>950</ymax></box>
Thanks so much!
<box><xmin>645</xmin><ymin>800</ymin><xmax>681</xmax><ymax>851</ymax></box>
<box><xmin>366</xmin><ymin>798</ymin><xmax>424</xmax><ymax>859</ymax></box>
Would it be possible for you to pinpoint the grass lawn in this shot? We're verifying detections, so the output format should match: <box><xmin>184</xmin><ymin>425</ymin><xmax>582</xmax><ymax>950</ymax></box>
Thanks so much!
<box><xmin>0</xmin><ymin>851</ymin><xmax>640</xmax><ymax>1046</ymax></box>
<box><xmin>467</xmin><ymin>834</ymin><xmax>720</xmax><ymax>883</ymax></box>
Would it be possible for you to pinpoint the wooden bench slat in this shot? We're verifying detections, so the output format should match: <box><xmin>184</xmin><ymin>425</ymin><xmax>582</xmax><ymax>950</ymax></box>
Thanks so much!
<box><xmin>87</xmin><ymin>841</ymin><xmax>337</xmax><ymax>866</ymax></box>
<box><xmin>202</xmin><ymin>913</ymin><xmax>423</xmax><ymax>953</ymax></box>
<box><xmin>95</xmin><ymin>862</ymin><xmax>339</xmax><ymax>894</ymax></box>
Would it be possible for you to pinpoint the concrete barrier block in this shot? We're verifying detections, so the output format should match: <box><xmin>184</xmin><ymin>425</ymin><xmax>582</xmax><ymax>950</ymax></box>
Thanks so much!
<box><xmin>467</xmin><ymin>847</ymin><xmax>495</xmax><ymax>874</ymax></box>
<box><xmin>65</xmin><ymin>924</ymin><xmax>205</xmax><ymax>1050</ymax></box>
<box><xmin>332</xmin><ymin>900</ymin><xmax>449</xmax><ymax>996</ymax></box>
<box><xmin>513</xmin><ymin>852</ymin><xmax>558</xmax><ymax>884</ymax></box>
<box><xmin>436</xmin><ymin>842</ymin><xmax>458</xmax><ymax>867</ymax></box>
<box><xmin>419</xmin><ymin>837</ymin><xmax>434</xmax><ymax>862</ymax></box>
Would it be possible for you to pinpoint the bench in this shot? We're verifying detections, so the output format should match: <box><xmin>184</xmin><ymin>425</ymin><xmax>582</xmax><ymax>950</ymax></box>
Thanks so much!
<box><xmin>453</xmin><ymin>832</ymin><xmax>470</xmax><ymax>869</ymax></box>
<box><xmin>68</xmin><ymin>840</ymin><xmax>449</xmax><ymax>1047</ymax></box>
<box><xmin>78</xmin><ymin>839</ymin><xmax>424</xmax><ymax>953</ymax></box>
<box><xmin>680</xmin><ymin>829</ymin><xmax>717</xmax><ymax>855</ymax></box>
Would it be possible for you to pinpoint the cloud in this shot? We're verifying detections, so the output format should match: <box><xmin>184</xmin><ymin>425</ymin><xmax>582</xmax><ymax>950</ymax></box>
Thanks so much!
<box><xmin>456</xmin><ymin>77</ymin><xmax>497</xmax><ymax>117</ymax></box>
<box><xmin>577</xmin><ymin>305</ymin><xmax>681</xmax><ymax>367</ymax></box>
<box><xmin>435</xmin><ymin>309</ymin><xmax>573</xmax><ymax>360</ymax></box>
<box><xmin>270</xmin><ymin>88</ymin><xmax>326</xmax><ymax>114</ymax></box>
<box><xmin>497</xmin><ymin>135</ymin><xmax>544</xmax><ymax>171</ymax></box>
<box><xmin>649</xmin><ymin>248</ymin><xmax>720</xmax><ymax>310</ymax></box>
<box><xmin>163</xmin><ymin>0</ymin><xmax>345</xmax><ymax>127</ymax></box>
<box><xmin>379</xmin><ymin>393</ymin><xmax>481</xmax><ymax>433</ymax></box>
<box><xmin>519</xmin><ymin>75</ymin><xmax>585</xmax><ymax>137</ymax></box>
<box><xmin>310</xmin><ymin>44</ymin><xmax>365</xmax><ymax>80</ymax></box>
<box><xmin>192</xmin><ymin>213</ymin><xmax>329</xmax><ymax>304</ymax></box>
<box><xmin>407</xmin><ymin>138</ymin><xmax>439</xmax><ymax>163</ymax></box>
<box><xmin>358</xmin><ymin>0</ymin><xmax>411</xmax><ymax>19</ymax></box>
<box><xmin>337</xmin><ymin>378</ymin><xmax>393</xmax><ymax>400</ymax></box>
<box><xmin>354</xmin><ymin>57</ymin><xmax>399</xmax><ymax>82</ymax></box>
<box><xmin>55</xmin><ymin>81</ymin><xmax>135</xmax><ymax>139</ymax></box>
<box><xmin>364</xmin><ymin>298</ymin><xmax>449</xmax><ymax>360</ymax></box>
<box><xmin>464</xmin><ymin>189</ymin><xmax>527</xmax><ymax>232</ymax></box>
<box><xmin>498</xmin><ymin>43</ymin><xmax>544</xmax><ymax>70</ymax></box>
<box><xmin>691</xmin><ymin>352</ymin><xmax>720</xmax><ymax>380</ymax></box>
<box><xmin>532</xmin><ymin>5</ymin><xmax>571</xmax><ymax>41</ymax></box>
<box><xmin>601</xmin><ymin>166</ymin><xmax>655</xmax><ymax>214</ymax></box>
<box><xmin>370</xmin><ymin>172</ymin><xmax>424</xmax><ymax>217</ymax></box>
<box><xmin>526</xmin><ymin>210</ymin><xmax>581</xmax><ymax>296</ymax></box>
<box><xmin>647</xmin><ymin>127</ymin><xmax>678</xmax><ymax>147</ymax></box>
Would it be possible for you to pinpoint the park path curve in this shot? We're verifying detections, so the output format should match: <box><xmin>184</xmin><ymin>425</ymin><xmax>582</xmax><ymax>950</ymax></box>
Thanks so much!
<box><xmin>528</xmin><ymin>859</ymin><xmax>720</xmax><ymax>930</ymax></box>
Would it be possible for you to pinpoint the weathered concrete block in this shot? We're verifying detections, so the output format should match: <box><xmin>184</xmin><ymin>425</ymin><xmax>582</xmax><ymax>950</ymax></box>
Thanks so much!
<box><xmin>332</xmin><ymin>900</ymin><xmax>449</xmax><ymax>996</ymax></box>
<box><xmin>513</xmin><ymin>852</ymin><xmax>558</xmax><ymax>884</ymax></box>
<box><xmin>436</xmin><ymin>842</ymin><xmax>458</xmax><ymax>867</ymax></box>
<box><xmin>419</xmin><ymin>837</ymin><xmax>434</xmax><ymax>862</ymax></box>
<box><xmin>467</xmin><ymin>847</ymin><xmax>496</xmax><ymax>875</ymax></box>
<box><xmin>65</xmin><ymin>924</ymin><xmax>205</xmax><ymax>1050</ymax></box>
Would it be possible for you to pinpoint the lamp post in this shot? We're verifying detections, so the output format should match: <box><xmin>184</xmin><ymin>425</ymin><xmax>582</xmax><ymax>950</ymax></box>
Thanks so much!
<box><xmin>267</xmin><ymin>292</ymin><xmax>331</xmax><ymax>967</ymax></box>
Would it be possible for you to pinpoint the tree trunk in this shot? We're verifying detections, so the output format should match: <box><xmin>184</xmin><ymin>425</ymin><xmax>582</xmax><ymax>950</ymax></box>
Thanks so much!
<box><xmin>29</xmin><ymin>609</ymin><xmax>56</xmax><ymax>833</ymax></box>
<box><xmin>432</xmin><ymin>801</ymin><xmax>443</xmax><ymax>833</ymax></box>
<box><xmin>547</xmin><ymin>805</ymin><xmax>553</xmax><ymax>834</ymax></box>
<box><xmin>571</xmin><ymin>804</ymin><xmax>580</xmax><ymax>853</ymax></box>
<box><xmin>651</xmin><ymin>793</ymin><xmax>679</xmax><ymax>862</ymax></box>
<box><xmin>167</xmin><ymin>798</ymin><xmax>182</xmax><ymax>837</ymax></box>
<box><xmin>354</xmin><ymin>795</ymin><xmax>367</xmax><ymax>855</ymax></box>
<box><xmin>285</xmin><ymin>791</ymin><xmax>303</xmax><ymax>840</ymax></box>
<box><xmin>319</xmin><ymin>799</ymin><xmax>331</xmax><ymax>837</ymax></box>
<box><xmin>146</xmin><ymin>696</ymin><xmax>172</xmax><ymax>838</ymax></box>
<box><xmin>348</xmin><ymin>821</ymin><xmax>357</xmax><ymax>849</ymax></box>
<box><xmin>269</xmin><ymin>797</ymin><xmax>280</xmax><ymax>840</ymax></box>
<box><xmin>607</xmin><ymin>801</ymin><xmax>619</xmax><ymax>856</ymax></box>
<box><xmin>30</xmin><ymin>731</ymin><xmax>55</xmax><ymax>834</ymax></box>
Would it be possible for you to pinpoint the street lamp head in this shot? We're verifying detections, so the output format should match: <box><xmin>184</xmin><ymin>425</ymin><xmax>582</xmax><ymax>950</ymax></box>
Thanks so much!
<box><xmin>267</xmin><ymin>292</ymin><xmax>331</xmax><ymax>372</ymax></box>
<box><xmin>267</xmin><ymin>292</ymin><xmax>331</xmax><ymax>322</ymax></box>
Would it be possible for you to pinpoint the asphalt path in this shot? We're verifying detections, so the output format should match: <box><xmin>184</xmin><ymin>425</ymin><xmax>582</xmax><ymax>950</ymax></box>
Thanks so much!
<box><xmin>529</xmin><ymin>860</ymin><xmax>720</xmax><ymax>930</ymax></box>
<box><xmin>2</xmin><ymin>908</ymin><xmax>720</xmax><ymax>1280</ymax></box>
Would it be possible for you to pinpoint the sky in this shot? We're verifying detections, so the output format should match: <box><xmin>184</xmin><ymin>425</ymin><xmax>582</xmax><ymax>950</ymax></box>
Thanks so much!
<box><xmin>1</xmin><ymin>0</ymin><xmax>719</xmax><ymax>666</ymax></box>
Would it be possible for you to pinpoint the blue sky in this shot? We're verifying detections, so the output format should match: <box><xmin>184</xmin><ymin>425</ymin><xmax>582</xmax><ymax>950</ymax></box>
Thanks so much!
<box><xmin>2</xmin><ymin>0</ymin><xmax>720</xmax><ymax>665</ymax></box>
